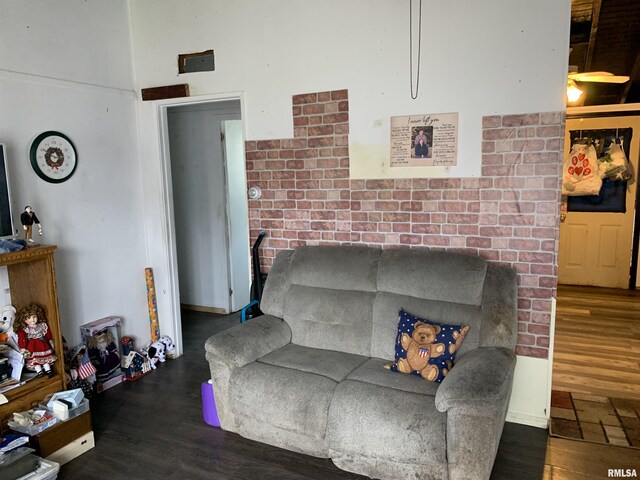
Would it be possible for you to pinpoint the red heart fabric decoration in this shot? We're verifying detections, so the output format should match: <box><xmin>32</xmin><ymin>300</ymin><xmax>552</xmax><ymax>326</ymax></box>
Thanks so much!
<box><xmin>578</xmin><ymin>153</ymin><xmax>585</xmax><ymax>161</ymax></box>
<box><xmin>575</xmin><ymin>166</ymin><xmax>583</xmax><ymax>176</ymax></box>
<box><xmin>572</xmin><ymin>156</ymin><xmax>578</xmax><ymax>165</ymax></box>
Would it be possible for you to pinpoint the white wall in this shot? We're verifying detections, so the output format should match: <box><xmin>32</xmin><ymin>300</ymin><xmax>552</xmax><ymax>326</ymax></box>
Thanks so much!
<box><xmin>129</xmin><ymin>0</ymin><xmax>570</xmax><ymax>425</ymax></box>
<box><xmin>130</xmin><ymin>0</ymin><xmax>570</xmax><ymax>179</ymax></box>
<box><xmin>0</xmin><ymin>1</ymin><xmax>148</xmax><ymax>347</ymax></box>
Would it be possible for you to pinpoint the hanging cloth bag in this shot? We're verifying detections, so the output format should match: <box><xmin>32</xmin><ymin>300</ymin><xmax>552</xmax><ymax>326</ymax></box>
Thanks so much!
<box><xmin>598</xmin><ymin>141</ymin><xmax>629</xmax><ymax>180</ymax></box>
<box><xmin>562</xmin><ymin>143</ymin><xmax>602</xmax><ymax>196</ymax></box>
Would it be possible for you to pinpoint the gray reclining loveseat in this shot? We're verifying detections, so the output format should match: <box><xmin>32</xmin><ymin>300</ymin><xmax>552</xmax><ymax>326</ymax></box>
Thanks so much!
<box><xmin>205</xmin><ymin>245</ymin><xmax>517</xmax><ymax>480</ymax></box>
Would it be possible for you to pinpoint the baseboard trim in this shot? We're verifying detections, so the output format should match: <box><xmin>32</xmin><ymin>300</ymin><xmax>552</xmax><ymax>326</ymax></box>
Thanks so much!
<box><xmin>181</xmin><ymin>304</ymin><xmax>228</xmax><ymax>315</ymax></box>
<box><xmin>506</xmin><ymin>411</ymin><xmax>548</xmax><ymax>429</ymax></box>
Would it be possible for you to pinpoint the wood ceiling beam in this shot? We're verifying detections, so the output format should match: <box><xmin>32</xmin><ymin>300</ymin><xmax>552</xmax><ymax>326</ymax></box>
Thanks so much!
<box><xmin>620</xmin><ymin>51</ymin><xmax>640</xmax><ymax>104</ymax></box>
<box><xmin>584</xmin><ymin>0</ymin><xmax>602</xmax><ymax>72</ymax></box>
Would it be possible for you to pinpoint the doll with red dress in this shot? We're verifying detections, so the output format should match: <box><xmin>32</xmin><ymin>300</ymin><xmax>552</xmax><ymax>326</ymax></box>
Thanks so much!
<box><xmin>14</xmin><ymin>302</ymin><xmax>57</xmax><ymax>378</ymax></box>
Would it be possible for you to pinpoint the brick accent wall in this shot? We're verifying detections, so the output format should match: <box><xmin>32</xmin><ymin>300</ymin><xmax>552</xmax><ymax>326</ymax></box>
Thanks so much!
<box><xmin>246</xmin><ymin>89</ymin><xmax>563</xmax><ymax>359</ymax></box>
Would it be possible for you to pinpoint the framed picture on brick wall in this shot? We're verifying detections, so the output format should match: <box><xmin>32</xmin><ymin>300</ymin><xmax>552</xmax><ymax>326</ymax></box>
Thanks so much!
<box><xmin>390</xmin><ymin>113</ymin><xmax>458</xmax><ymax>168</ymax></box>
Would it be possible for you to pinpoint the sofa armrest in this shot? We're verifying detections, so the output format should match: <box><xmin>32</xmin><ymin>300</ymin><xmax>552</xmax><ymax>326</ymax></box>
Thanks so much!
<box><xmin>205</xmin><ymin>314</ymin><xmax>292</xmax><ymax>368</ymax></box>
<box><xmin>204</xmin><ymin>314</ymin><xmax>291</xmax><ymax>432</ymax></box>
<box><xmin>435</xmin><ymin>347</ymin><xmax>516</xmax><ymax>413</ymax></box>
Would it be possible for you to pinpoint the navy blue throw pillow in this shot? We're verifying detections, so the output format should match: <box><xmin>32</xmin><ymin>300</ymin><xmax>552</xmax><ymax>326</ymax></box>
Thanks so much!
<box><xmin>385</xmin><ymin>309</ymin><xmax>469</xmax><ymax>383</ymax></box>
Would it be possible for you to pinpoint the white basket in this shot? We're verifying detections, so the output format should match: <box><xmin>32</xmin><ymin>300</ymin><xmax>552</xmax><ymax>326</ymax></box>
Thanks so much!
<box><xmin>17</xmin><ymin>458</ymin><xmax>60</xmax><ymax>480</ymax></box>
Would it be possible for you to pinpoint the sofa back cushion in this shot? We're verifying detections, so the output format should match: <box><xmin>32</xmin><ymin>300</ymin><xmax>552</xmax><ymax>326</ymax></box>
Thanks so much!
<box><xmin>260</xmin><ymin>250</ymin><xmax>294</xmax><ymax>319</ymax></box>
<box><xmin>371</xmin><ymin>249</ymin><xmax>487</xmax><ymax>359</ymax></box>
<box><xmin>282</xmin><ymin>246</ymin><xmax>381</xmax><ymax>356</ymax></box>
<box><xmin>371</xmin><ymin>293</ymin><xmax>482</xmax><ymax>360</ymax></box>
<box><xmin>377</xmin><ymin>249</ymin><xmax>487</xmax><ymax>306</ymax></box>
<box><xmin>262</xmin><ymin>246</ymin><xmax>516</xmax><ymax>359</ymax></box>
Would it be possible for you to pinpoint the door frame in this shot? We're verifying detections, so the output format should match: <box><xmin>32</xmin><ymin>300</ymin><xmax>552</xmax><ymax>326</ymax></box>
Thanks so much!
<box><xmin>155</xmin><ymin>92</ymin><xmax>246</xmax><ymax>353</ymax></box>
<box><xmin>565</xmin><ymin>104</ymin><xmax>640</xmax><ymax>289</ymax></box>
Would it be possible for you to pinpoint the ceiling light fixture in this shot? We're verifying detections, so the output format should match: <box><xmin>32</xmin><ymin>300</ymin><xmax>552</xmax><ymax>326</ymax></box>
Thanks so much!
<box><xmin>567</xmin><ymin>79</ymin><xmax>583</xmax><ymax>103</ymax></box>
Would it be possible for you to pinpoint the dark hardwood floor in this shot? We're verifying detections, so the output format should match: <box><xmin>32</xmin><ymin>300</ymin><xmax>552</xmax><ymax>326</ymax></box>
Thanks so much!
<box><xmin>59</xmin><ymin>310</ymin><xmax>548</xmax><ymax>479</ymax></box>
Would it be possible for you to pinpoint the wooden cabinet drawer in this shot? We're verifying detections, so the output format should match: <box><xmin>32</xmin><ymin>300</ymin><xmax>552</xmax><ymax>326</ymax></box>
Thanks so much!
<box><xmin>29</xmin><ymin>410</ymin><xmax>92</xmax><ymax>457</ymax></box>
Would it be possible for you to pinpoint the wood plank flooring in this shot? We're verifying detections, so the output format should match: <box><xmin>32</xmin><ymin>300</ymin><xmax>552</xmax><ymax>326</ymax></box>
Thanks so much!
<box><xmin>58</xmin><ymin>310</ymin><xmax>549</xmax><ymax>479</ymax></box>
<box><xmin>552</xmin><ymin>285</ymin><xmax>640</xmax><ymax>399</ymax></box>
<box><xmin>544</xmin><ymin>436</ymin><xmax>639</xmax><ymax>479</ymax></box>
<box><xmin>546</xmin><ymin>285</ymin><xmax>640</xmax><ymax>479</ymax></box>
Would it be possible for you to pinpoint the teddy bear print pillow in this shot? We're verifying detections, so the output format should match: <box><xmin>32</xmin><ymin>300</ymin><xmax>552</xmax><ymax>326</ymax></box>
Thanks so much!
<box><xmin>385</xmin><ymin>309</ymin><xmax>469</xmax><ymax>383</ymax></box>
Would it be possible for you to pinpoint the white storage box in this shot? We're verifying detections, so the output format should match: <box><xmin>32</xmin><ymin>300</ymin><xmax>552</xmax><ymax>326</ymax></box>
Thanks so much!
<box><xmin>46</xmin><ymin>431</ymin><xmax>94</xmax><ymax>466</ymax></box>
<box><xmin>39</xmin><ymin>398</ymin><xmax>90</xmax><ymax>422</ymax></box>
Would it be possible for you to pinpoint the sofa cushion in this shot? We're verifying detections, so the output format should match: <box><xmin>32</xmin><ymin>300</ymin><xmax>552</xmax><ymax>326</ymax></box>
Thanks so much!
<box><xmin>284</xmin><ymin>284</ymin><xmax>376</xmax><ymax>356</ymax></box>
<box><xmin>260</xmin><ymin>250</ymin><xmax>293</xmax><ymax>318</ymax></box>
<box><xmin>371</xmin><ymin>292</ymin><xmax>481</xmax><ymax>360</ymax></box>
<box><xmin>387</xmin><ymin>310</ymin><xmax>469</xmax><ymax>383</ymax></box>
<box><xmin>257</xmin><ymin>343</ymin><xmax>368</xmax><ymax>382</ymax></box>
<box><xmin>327</xmin><ymin>379</ymin><xmax>447</xmax><ymax>474</ymax></box>
<box><xmin>289</xmin><ymin>245</ymin><xmax>381</xmax><ymax>292</ymax></box>
<box><xmin>345</xmin><ymin>358</ymin><xmax>439</xmax><ymax>396</ymax></box>
<box><xmin>378</xmin><ymin>249</ymin><xmax>487</xmax><ymax>306</ymax></box>
<box><xmin>229</xmin><ymin>361</ymin><xmax>336</xmax><ymax>456</ymax></box>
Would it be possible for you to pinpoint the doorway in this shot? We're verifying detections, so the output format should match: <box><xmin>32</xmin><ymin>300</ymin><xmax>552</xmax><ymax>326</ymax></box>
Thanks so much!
<box><xmin>558</xmin><ymin>114</ymin><xmax>640</xmax><ymax>289</ymax></box>
<box><xmin>161</xmin><ymin>99</ymin><xmax>250</xmax><ymax>347</ymax></box>
<box><xmin>552</xmin><ymin>109</ymin><xmax>640</xmax><ymax>398</ymax></box>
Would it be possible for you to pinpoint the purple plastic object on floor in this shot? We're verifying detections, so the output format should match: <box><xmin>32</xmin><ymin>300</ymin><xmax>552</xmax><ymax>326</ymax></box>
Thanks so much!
<box><xmin>201</xmin><ymin>380</ymin><xmax>220</xmax><ymax>427</ymax></box>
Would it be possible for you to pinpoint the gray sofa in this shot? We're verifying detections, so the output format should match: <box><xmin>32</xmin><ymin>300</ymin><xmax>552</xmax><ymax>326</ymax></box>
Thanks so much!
<box><xmin>205</xmin><ymin>245</ymin><xmax>517</xmax><ymax>480</ymax></box>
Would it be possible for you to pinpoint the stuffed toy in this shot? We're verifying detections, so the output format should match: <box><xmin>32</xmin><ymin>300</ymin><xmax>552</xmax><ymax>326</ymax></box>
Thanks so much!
<box><xmin>0</xmin><ymin>305</ymin><xmax>18</xmax><ymax>351</ymax></box>
<box><xmin>158</xmin><ymin>335</ymin><xmax>176</xmax><ymax>359</ymax></box>
<box><xmin>396</xmin><ymin>321</ymin><xmax>446</xmax><ymax>382</ymax></box>
<box><xmin>146</xmin><ymin>340</ymin><xmax>166</xmax><ymax>369</ymax></box>
<box><xmin>0</xmin><ymin>305</ymin><xmax>24</xmax><ymax>381</ymax></box>
<box><xmin>146</xmin><ymin>335</ymin><xmax>176</xmax><ymax>368</ymax></box>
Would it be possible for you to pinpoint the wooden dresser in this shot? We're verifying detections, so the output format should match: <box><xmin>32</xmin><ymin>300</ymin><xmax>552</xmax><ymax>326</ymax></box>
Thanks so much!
<box><xmin>0</xmin><ymin>245</ymin><xmax>66</xmax><ymax>425</ymax></box>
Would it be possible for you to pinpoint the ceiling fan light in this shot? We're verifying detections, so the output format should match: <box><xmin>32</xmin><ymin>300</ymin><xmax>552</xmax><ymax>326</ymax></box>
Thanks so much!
<box><xmin>567</xmin><ymin>80</ymin><xmax>583</xmax><ymax>102</ymax></box>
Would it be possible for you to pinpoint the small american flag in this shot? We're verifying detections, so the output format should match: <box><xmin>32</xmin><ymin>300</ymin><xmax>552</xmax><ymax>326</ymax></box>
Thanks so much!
<box><xmin>418</xmin><ymin>348</ymin><xmax>429</xmax><ymax>358</ymax></box>
<box><xmin>77</xmin><ymin>361</ymin><xmax>97</xmax><ymax>380</ymax></box>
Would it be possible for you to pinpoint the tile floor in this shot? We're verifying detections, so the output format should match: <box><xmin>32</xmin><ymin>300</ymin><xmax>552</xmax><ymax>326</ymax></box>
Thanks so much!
<box><xmin>550</xmin><ymin>390</ymin><xmax>640</xmax><ymax>448</ymax></box>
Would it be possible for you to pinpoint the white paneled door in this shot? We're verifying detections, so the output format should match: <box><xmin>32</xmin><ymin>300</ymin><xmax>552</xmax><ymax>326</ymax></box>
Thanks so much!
<box><xmin>558</xmin><ymin>115</ymin><xmax>640</xmax><ymax>288</ymax></box>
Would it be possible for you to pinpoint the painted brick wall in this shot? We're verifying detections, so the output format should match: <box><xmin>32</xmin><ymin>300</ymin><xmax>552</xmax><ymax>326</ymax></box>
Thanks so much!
<box><xmin>246</xmin><ymin>89</ymin><xmax>563</xmax><ymax>359</ymax></box>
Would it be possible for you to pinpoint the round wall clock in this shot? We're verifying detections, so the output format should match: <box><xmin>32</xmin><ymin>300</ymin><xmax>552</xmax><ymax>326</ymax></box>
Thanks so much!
<box><xmin>30</xmin><ymin>131</ymin><xmax>78</xmax><ymax>183</ymax></box>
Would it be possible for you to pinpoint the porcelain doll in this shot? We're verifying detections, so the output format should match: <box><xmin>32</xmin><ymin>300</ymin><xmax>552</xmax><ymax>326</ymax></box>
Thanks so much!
<box><xmin>87</xmin><ymin>329</ymin><xmax>121</xmax><ymax>381</ymax></box>
<box><xmin>14</xmin><ymin>303</ymin><xmax>57</xmax><ymax>377</ymax></box>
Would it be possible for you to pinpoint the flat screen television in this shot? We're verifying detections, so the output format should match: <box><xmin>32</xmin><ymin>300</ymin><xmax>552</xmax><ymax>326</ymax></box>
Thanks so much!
<box><xmin>0</xmin><ymin>145</ymin><xmax>16</xmax><ymax>240</ymax></box>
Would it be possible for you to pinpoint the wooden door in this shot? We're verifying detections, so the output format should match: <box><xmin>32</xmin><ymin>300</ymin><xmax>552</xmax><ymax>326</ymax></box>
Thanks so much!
<box><xmin>558</xmin><ymin>115</ymin><xmax>640</xmax><ymax>288</ymax></box>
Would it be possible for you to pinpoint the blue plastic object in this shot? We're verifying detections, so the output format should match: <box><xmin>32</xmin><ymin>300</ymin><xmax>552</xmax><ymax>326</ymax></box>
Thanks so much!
<box><xmin>241</xmin><ymin>300</ymin><xmax>259</xmax><ymax>323</ymax></box>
